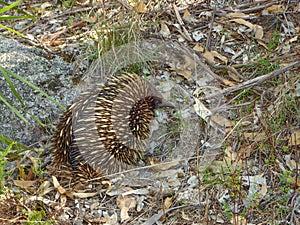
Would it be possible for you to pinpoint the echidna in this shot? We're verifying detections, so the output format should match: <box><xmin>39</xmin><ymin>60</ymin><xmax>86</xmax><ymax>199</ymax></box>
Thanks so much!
<box><xmin>53</xmin><ymin>73</ymin><xmax>173</xmax><ymax>177</ymax></box>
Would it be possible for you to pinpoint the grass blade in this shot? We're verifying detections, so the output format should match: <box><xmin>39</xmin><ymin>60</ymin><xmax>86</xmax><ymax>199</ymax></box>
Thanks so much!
<box><xmin>0</xmin><ymin>135</ymin><xmax>29</xmax><ymax>150</ymax></box>
<box><xmin>0</xmin><ymin>0</ymin><xmax>22</xmax><ymax>15</ymax></box>
<box><xmin>0</xmin><ymin>23</ymin><xmax>27</xmax><ymax>38</ymax></box>
<box><xmin>0</xmin><ymin>92</ymin><xmax>29</xmax><ymax>123</ymax></box>
<box><xmin>0</xmin><ymin>66</ymin><xmax>66</xmax><ymax>111</ymax></box>
<box><xmin>0</xmin><ymin>66</ymin><xmax>26</xmax><ymax>107</ymax></box>
<box><xmin>0</xmin><ymin>15</ymin><xmax>35</xmax><ymax>20</ymax></box>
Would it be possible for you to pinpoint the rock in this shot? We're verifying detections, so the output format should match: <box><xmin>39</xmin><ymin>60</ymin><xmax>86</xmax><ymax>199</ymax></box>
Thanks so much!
<box><xmin>0</xmin><ymin>36</ymin><xmax>80</xmax><ymax>148</ymax></box>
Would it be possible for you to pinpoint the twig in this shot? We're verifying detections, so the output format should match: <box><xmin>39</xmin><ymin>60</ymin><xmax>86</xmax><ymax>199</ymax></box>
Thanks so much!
<box><xmin>239</xmin><ymin>1</ymin><xmax>277</xmax><ymax>13</ymax></box>
<box><xmin>173</xmin><ymin>4</ymin><xmax>193</xmax><ymax>42</ymax></box>
<box><xmin>143</xmin><ymin>204</ymin><xmax>198</xmax><ymax>225</ymax></box>
<box><xmin>49</xmin><ymin>21</ymin><xmax>85</xmax><ymax>44</ymax></box>
<box><xmin>205</xmin><ymin>7</ymin><xmax>216</xmax><ymax>51</ymax></box>
<box><xmin>204</xmin><ymin>57</ymin><xmax>245</xmax><ymax>81</ymax></box>
<box><xmin>49</xmin><ymin>7</ymin><xmax>95</xmax><ymax>19</ymax></box>
<box><xmin>201</xmin><ymin>61</ymin><xmax>300</xmax><ymax>100</ymax></box>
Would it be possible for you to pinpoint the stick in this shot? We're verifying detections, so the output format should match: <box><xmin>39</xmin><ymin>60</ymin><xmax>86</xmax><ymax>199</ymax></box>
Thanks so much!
<box><xmin>201</xmin><ymin>61</ymin><xmax>300</xmax><ymax>100</ymax></box>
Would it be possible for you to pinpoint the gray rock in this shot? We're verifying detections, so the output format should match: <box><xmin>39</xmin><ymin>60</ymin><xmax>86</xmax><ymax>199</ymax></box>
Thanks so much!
<box><xmin>0</xmin><ymin>36</ymin><xmax>80</xmax><ymax>148</ymax></box>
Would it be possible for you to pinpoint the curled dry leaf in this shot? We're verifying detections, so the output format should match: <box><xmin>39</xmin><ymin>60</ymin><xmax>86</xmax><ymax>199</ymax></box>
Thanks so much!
<box><xmin>193</xmin><ymin>97</ymin><xmax>211</xmax><ymax>122</ymax></box>
<box><xmin>203</xmin><ymin>50</ymin><xmax>228</xmax><ymax>64</ymax></box>
<box><xmin>52</xmin><ymin>176</ymin><xmax>66</xmax><ymax>195</ymax></box>
<box><xmin>284</xmin><ymin>154</ymin><xmax>298</xmax><ymax>171</ymax></box>
<box><xmin>164</xmin><ymin>196</ymin><xmax>173</xmax><ymax>209</ymax></box>
<box><xmin>117</xmin><ymin>189</ymin><xmax>137</xmax><ymax>222</ymax></box>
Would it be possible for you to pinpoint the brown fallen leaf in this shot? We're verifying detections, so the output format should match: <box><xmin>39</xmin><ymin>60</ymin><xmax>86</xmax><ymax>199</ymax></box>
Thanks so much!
<box><xmin>117</xmin><ymin>188</ymin><xmax>137</xmax><ymax>222</ymax></box>
<box><xmin>52</xmin><ymin>176</ymin><xmax>66</xmax><ymax>195</ymax></box>
<box><xmin>288</xmin><ymin>130</ymin><xmax>300</xmax><ymax>146</ymax></box>
<box><xmin>136</xmin><ymin>1</ymin><xmax>148</xmax><ymax>13</ymax></box>
<box><xmin>193</xmin><ymin>43</ymin><xmax>204</xmax><ymax>52</ymax></box>
<box><xmin>72</xmin><ymin>192</ymin><xmax>97</xmax><ymax>198</ymax></box>
<box><xmin>226</xmin><ymin>12</ymin><xmax>248</xmax><ymax>19</ymax></box>
<box><xmin>13</xmin><ymin>180</ymin><xmax>37</xmax><ymax>189</ymax></box>
<box><xmin>164</xmin><ymin>197</ymin><xmax>173</xmax><ymax>209</ymax></box>
<box><xmin>203</xmin><ymin>50</ymin><xmax>228</xmax><ymax>64</ymax></box>
<box><xmin>266</xmin><ymin>4</ymin><xmax>285</xmax><ymax>14</ymax></box>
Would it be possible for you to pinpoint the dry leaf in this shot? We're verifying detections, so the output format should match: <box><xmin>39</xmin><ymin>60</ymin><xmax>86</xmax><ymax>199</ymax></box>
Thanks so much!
<box><xmin>226</xmin><ymin>12</ymin><xmax>248</xmax><ymax>19</ymax></box>
<box><xmin>203</xmin><ymin>50</ymin><xmax>228</xmax><ymax>64</ymax></box>
<box><xmin>164</xmin><ymin>197</ymin><xmax>173</xmax><ymax>209</ymax></box>
<box><xmin>176</xmin><ymin>69</ymin><xmax>192</xmax><ymax>79</ymax></box>
<box><xmin>13</xmin><ymin>180</ymin><xmax>36</xmax><ymax>188</ymax></box>
<box><xmin>72</xmin><ymin>192</ymin><xmax>97</xmax><ymax>198</ymax></box>
<box><xmin>193</xmin><ymin>97</ymin><xmax>211</xmax><ymax>122</ymax></box>
<box><xmin>254</xmin><ymin>25</ymin><xmax>264</xmax><ymax>39</ymax></box>
<box><xmin>169</xmin><ymin>55</ymin><xmax>196</xmax><ymax>79</ymax></box>
<box><xmin>288</xmin><ymin>130</ymin><xmax>300</xmax><ymax>146</ymax></box>
<box><xmin>223</xmin><ymin>79</ymin><xmax>236</xmax><ymax>87</ymax></box>
<box><xmin>183</xmin><ymin>9</ymin><xmax>194</xmax><ymax>23</ymax></box>
<box><xmin>52</xmin><ymin>176</ymin><xmax>66</xmax><ymax>195</ymax></box>
<box><xmin>267</xmin><ymin>4</ymin><xmax>285</xmax><ymax>14</ymax></box>
<box><xmin>210</xmin><ymin>115</ymin><xmax>232</xmax><ymax>128</ymax></box>
<box><xmin>284</xmin><ymin>155</ymin><xmax>298</xmax><ymax>171</ymax></box>
<box><xmin>136</xmin><ymin>1</ymin><xmax>148</xmax><ymax>13</ymax></box>
<box><xmin>228</xmin><ymin>70</ymin><xmax>241</xmax><ymax>82</ymax></box>
<box><xmin>193</xmin><ymin>43</ymin><xmax>204</xmax><ymax>52</ymax></box>
<box><xmin>224</xmin><ymin>146</ymin><xmax>251</xmax><ymax>164</ymax></box>
<box><xmin>26</xmin><ymin>196</ymin><xmax>55</xmax><ymax>206</ymax></box>
<box><xmin>231</xmin><ymin>18</ymin><xmax>254</xmax><ymax>29</ymax></box>
<box><xmin>117</xmin><ymin>193</ymin><xmax>137</xmax><ymax>222</ymax></box>
<box><xmin>151</xmin><ymin>160</ymin><xmax>181</xmax><ymax>171</ymax></box>
<box><xmin>38</xmin><ymin>181</ymin><xmax>53</xmax><ymax>196</ymax></box>
<box><xmin>203</xmin><ymin>50</ymin><xmax>214</xmax><ymax>63</ymax></box>
<box><xmin>122</xmin><ymin>188</ymin><xmax>149</xmax><ymax>196</ymax></box>
<box><xmin>192</xmin><ymin>30</ymin><xmax>206</xmax><ymax>42</ymax></box>
<box><xmin>160</xmin><ymin>22</ymin><xmax>171</xmax><ymax>37</ymax></box>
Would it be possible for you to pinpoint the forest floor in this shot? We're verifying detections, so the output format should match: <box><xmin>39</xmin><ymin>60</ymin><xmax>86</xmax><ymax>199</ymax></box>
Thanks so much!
<box><xmin>0</xmin><ymin>1</ymin><xmax>299</xmax><ymax>224</ymax></box>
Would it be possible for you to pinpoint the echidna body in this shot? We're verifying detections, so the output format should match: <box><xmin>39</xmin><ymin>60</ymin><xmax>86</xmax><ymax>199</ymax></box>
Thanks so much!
<box><xmin>53</xmin><ymin>73</ymin><xmax>171</xmax><ymax>176</ymax></box>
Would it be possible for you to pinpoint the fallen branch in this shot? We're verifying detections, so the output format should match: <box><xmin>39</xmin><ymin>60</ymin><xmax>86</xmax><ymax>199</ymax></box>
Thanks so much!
<box><xmin>201</xmin><ymin>61</ymin><xmax>300</xmax><ymax>100</ymax></box>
